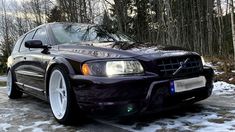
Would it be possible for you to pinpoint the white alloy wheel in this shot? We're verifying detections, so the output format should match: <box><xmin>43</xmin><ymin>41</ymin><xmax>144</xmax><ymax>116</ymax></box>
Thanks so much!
<box><xmin>7</xmin><ymin>71</ymin><xmax>12</xmax><ymax>96</ymax></box>
<box><xmin>49</xmin><ymin>69</ymin><xmax>68</xmax><ymax>120</ymax></box>
<box><xmin>7</xmin><ymin>70</ymin><xmax>22</xmax><ymax>99</ymax></box>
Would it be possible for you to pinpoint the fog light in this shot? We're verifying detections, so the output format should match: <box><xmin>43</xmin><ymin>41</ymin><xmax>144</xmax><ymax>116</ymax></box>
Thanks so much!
<box><xmin>127</xmin><ymin>105</ymin><xmax>134</xmax><ymax>113</ymax></box>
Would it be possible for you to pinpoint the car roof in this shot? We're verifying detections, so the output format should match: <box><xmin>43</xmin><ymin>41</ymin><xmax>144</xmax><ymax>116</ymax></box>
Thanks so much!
<box><xmin>48</xmin><ymin>22</ymin><xmax>95</xmax><ymax>26</ymax></box>
<box><xmin>23</xmin><ymin>22</ymin><xmax>96</xmax><ymax>35</ymax></box>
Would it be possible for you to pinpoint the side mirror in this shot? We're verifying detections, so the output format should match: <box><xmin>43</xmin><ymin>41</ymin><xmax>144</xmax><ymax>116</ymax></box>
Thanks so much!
<box><xmin>25</xmin><ymin>40</ymin><xmax>51</xmax><ymax>54</ymax></box>
<box><xmin>25</xmin><ymin>40</ymin><xmax>45</xmax><ymax>49</ymax></box>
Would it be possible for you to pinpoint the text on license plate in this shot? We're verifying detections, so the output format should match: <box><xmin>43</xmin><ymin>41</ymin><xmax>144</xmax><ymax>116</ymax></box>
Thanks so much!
<box><xmin>172</xmin><ymin>76</ymin><xmax>206</xmax><ymax>93</ymax></box>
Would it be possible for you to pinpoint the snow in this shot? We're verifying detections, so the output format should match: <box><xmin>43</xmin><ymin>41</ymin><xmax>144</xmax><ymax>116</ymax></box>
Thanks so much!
<box><xmin>130</xmin><ymin>47</ymin><xmax>159</xmax><ymax>54</ymax></box>
<box><xmin>0</xmin><ymin>76</ymin><xmax>6</xmax><ymax>82</ymax></box>
<box><xmin>51</xmin><ymin>125</ymin><xmax>64</xmax><ymax>130</ymax></box>
<box><xmin>0</xmin><ymin>114</ymin><xmax>11</xmax><ymax>118</ymax></box>
<box><xmin>229</xmin><ymin>78</ymin><xmax>234</xmax><ymax>81</ymax></box>
<box><xmin>205</xmin><ymin>62</ymin><xmax>214</xmax><ymax>67</ymax></box>
<box><xmin>205</xmin><ymin>61</ymin><xmax>235</xmax><ymax>96</ymax></box>
<box><xmin>214</xmin><ymin>71</ymin><xmax>225</xmax><ymax>75</ymax></box>
<box><xmin>32</xmin><ymin>128</ymin><xmax>43</xmax><ymax>132</ymax></box>
<box><xmin>213</xmin><ymin>81</ymin><xmax>235</xmax><ymax>96</ymax></box>
<box><xmin>99</xmin><ymin>109</ymin><xmax>235</xmax><ymax>132</ymax></box>
<box><xmin>204</xmin><ymin>62</ymin><xmax>225</xmax><ymax>75</ymax></box>
<box><xmin>196</xmin><ymin>120</ymin><xmax>235</xmax><ymax>132</ymax></box>
<box><xmin>230</xmin><ymin>110</ymin><xmax>235</xmax><ymax>114</ymax></box>
<box><xmin>18</xmin><ymin>121</ymin><xmax>51</xmax><ymax>131</ymax></box>
<box><xmin>0</xmin><ymin>123</ymin><xmax>11</xmax><ymax>131</ymax></box>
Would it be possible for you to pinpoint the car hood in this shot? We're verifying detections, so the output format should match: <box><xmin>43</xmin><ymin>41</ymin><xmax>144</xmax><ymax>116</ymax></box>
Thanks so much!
<box><xmin>55</xmin><ymin>43</ymin><xmax>200</xmax><ymax>62</ymax></box>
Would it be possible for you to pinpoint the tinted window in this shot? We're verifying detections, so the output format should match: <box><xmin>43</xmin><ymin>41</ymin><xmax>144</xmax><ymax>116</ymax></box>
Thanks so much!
<box><xmin>20</xmin><ymin>31</ymin><xmax>35</xmax><ymax>52</ymax></box>
<box><xmin>33</xmin><ymin>28</ymin><xmax>49</xmax><ymax>45</ymax></box>
<box><xmin>12</xmin><ymin>36</ymin><xmax>24</xmax><ymax>54</ymax></box>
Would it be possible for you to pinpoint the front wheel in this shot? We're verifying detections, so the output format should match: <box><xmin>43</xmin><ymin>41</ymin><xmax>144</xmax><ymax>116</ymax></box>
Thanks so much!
<box><xmin>49</xmin><ymin>66</ymin><xmax>81</xmax><ymax>125</ymax></box>
<box><xmin>7</xmin><ymin>70</ymin><xmax>23</xmax><ymax>99</ymax></box>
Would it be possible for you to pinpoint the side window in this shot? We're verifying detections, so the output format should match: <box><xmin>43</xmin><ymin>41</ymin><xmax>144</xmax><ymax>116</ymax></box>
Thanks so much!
<box><xmin>12</xmin><ymin>36</ymin><xmax>24</xmax><ymax>54</ymax></box>
<box><xmin>20</xmin><ymin>31</ymin><xmax>35</xmax><ymax>52</ymax></box>
<box><xmin>33</xmin><ymin>28</ymin><xmax>49</xmax><ymax>45</ymax></box>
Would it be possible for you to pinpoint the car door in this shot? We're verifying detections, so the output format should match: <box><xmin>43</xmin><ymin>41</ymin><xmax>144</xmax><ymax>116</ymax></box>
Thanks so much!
<box><xmin>10</xmin><ymin>36</ymin><xmax>25</xmax><ymax>90</ymax></box>
<box><xmin>14</xmin><ymin>31</ymin><xmax>35</xmax><ymax>89</ymax></box>
<box><xmin>15</xmin><ymin>27</ymin><xmax>49</xmax><ymax>98</ymax></box>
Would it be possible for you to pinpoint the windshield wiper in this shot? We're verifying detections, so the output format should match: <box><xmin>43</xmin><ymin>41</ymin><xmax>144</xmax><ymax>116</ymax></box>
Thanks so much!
<box><xmin>112</xmin><ymin>41</ymin><xmax>138</xmax><ymax>50</ymax></box>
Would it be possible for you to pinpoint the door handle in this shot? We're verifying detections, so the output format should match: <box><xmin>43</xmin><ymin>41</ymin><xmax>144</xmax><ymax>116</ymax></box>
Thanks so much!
<box><xmin>24</xmin><ymin>57</ymin><xmax>26</xmax><ymax>60</ymax></box>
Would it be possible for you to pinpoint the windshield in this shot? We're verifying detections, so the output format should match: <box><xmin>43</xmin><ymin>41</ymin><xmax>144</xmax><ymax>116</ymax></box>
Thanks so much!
<box><xmin>50</xmin><ymin>23</ymin><xmax>134</xmax><ymax>44</ymax></box>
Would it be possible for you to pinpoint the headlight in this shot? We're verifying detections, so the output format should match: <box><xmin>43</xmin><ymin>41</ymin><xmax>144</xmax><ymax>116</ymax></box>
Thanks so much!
<box><xmin>106</xmin><ymin>61</ymin><xmax>144</xmax><ymax>76</ymax></box>
<box><xmin>81</xmin><ymin>60</ymin><xmax>144</xmax><ymax>77</ymax></box>
<box><xmin>201</xmin><ymin>56</ymin><xmax>206</xmax><ymax>65</ymax></box>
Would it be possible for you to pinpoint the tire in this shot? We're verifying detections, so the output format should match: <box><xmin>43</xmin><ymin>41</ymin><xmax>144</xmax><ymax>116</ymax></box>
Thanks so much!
<box><xmin>49</xmin><ymin>66</ymin><xmax>81</xmax><ymax>125</ymax></box>
<box><xmin>7</xmin><ymin>70</ymin><xmax>23</xmax><ymax>99</ymax></box>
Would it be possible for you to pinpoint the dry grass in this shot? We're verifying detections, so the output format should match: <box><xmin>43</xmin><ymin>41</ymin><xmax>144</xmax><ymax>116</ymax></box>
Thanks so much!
<box><xmin>204</xmin><ymin>56</ymin><xmax>235</xmax><ymax>84</ymax></box>
<box><xmin>0</xmin><ymin>81</ymin><xmax>6</xmax><ymax>87</ymax></box>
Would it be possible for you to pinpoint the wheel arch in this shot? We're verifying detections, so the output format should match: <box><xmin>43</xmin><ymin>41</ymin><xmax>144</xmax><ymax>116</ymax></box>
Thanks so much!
<box><xmin>45</xmin><ymin>57</ymin><xmax>75</xmax><ymax>98</ymax></box>
<box><xmin>7</xmin><ymin>67</ymin><xmax>16</xmax><ymax>82</ymax></box>
<box><xmin>6</xmin><ymin>67</ymin><xmax>10</xmax><ymax>73</ymax></box>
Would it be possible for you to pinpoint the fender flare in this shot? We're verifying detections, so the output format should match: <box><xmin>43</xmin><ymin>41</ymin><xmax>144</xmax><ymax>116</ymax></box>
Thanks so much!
<box><xmin>44</xmin><ymin>57</ymin><xmax>76</xmax><ymax>98</ymax></box>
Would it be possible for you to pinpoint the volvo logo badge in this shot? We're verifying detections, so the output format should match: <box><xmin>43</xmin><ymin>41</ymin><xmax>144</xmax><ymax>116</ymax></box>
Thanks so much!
<box><xmin>173</xmin><ymin>58</ymin><xmax>190</xmax><ymax>75</ymax></box>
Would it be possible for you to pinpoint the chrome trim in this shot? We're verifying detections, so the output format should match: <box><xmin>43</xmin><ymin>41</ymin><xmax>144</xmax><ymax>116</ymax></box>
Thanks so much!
<box><xmin>173</xmin><ymin>58</ymin><xmax>190</xmax><ymax>75</ymax></box>
<box><xmin>24</xmin><ymin>84</ymin><xmax>44</xmax><ymax>92</ymax></box>
<box><xmin>146</xmin><ymin>80</ymin><xmax>168</xmax><ymax>101</ymax></box>
<box><xmin>141</xmin><ymin>80</ymin><xmax>168</xmax><ymax>112</ymax></box>
<box><xmin>15</xmin><ymin>82</ymin><xmax>23</xmax><ymax>86</ymax></box>
<box><xmin>15</xmin><ymin>70</ymin><xmax>44</xmax><ymax>78</ymax></box>
<box><xmin>15</xmin><ymin>82</ymin><xmax>43</xmax><ymax>92</ymax></box>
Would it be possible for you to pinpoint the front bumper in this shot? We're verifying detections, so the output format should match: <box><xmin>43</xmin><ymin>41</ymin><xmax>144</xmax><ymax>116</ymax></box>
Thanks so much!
<box><xmin>70</xmin><ymin>66</ymin><xmax>214</xmax><ymax>117</ymax></box>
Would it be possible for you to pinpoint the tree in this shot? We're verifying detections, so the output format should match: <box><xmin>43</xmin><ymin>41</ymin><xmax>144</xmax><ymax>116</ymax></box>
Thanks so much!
<box><xmin>47</xmin><ymin>6</ymin><xmax>64</xmax><ymax>22</ymax></box>
<box><xmin>231</xmin><ymin>0</ymin><xmax>235</xmax><ymax>60</ymax></box>
<box><xmin>0</xmin><ymin>0</ymin><xmax>235</xmax><ymax>58</ymax></box>
<box><xmin>0</xmin><ymin>0</ymin><xmax>14</xmax><ymax>73</ymax></box>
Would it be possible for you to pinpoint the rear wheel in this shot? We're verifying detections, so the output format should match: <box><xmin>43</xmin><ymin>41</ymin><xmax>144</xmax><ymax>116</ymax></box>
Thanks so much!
<box><xmin>7</xmin><ymin>70</ymin><xmax>23</xmax><ymax>99</ymax></box>
<box><xmin>49</xmin><ymin>66</ymin><xmax>81</xmax><ymax>125</ymax></box>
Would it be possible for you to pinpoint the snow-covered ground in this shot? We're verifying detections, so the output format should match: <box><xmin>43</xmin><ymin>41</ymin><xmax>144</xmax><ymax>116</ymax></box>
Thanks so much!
<box><xmin>213</xmin><ymin>81</ymin><xmax>235</xmax><ymax>96</ymax></box>
<box><xmin>205</xmin><ymin>61</ymin><xmax>235</xmax><ymax>96</ymax></box>
<box><xmin>205</xmin><ymin>62</ymin><xmax>225</xmax><ymax>75</ymax></box>
<box><xmin>98</xmin><ymin>106</ymin><xmax>235</xmax><ymax>132</ymax></box>
<box><xmin>0</xmin><ymin>76</ymin><xmax>6</xmax><ymax>82</ymax></box>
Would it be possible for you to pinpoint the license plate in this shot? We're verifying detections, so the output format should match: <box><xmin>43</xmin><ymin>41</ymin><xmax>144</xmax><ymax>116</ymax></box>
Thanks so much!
<box><xmin>172</xmin><ymin>76</ymin><xmax>206</xmax><ymax>93</ymax></box>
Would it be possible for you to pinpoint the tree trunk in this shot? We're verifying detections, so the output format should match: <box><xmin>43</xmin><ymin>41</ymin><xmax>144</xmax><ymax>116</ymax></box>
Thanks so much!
<box><xmin>207</xmin><ymin>0</ymin><xmax>214</xmax><ymax>55</ymax></box>
<box><xmin>230</xmin><ymin>0</ymin><xmax>235</xmax><ymax>60</ymax></box>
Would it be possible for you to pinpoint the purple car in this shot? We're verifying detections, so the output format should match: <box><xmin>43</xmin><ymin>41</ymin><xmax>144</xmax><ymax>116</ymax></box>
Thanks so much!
<box><xmin>7</xmin><ymin>22</ymin><xmax>214</xmax><ymax>124</ymax></box>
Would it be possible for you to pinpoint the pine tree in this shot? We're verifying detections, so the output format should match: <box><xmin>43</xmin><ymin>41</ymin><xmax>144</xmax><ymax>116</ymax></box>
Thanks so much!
<box><xmin>47</xmin><ymin>6</ymin><xmax>64</xmax><ymax>22</ymax></box>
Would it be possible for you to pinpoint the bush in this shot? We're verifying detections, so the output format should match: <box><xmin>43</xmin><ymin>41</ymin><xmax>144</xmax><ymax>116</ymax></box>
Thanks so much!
<box><xmin>205</xmin><ymin>56</ymin><xmax>235</xmax><ymax>84</ymax></box>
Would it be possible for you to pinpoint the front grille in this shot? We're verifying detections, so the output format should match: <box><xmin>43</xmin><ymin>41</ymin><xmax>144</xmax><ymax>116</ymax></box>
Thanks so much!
<box><xmin>157</xmin><ymin>56</ymin><xmax>202</xmax><ymax>76</ymax></box>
